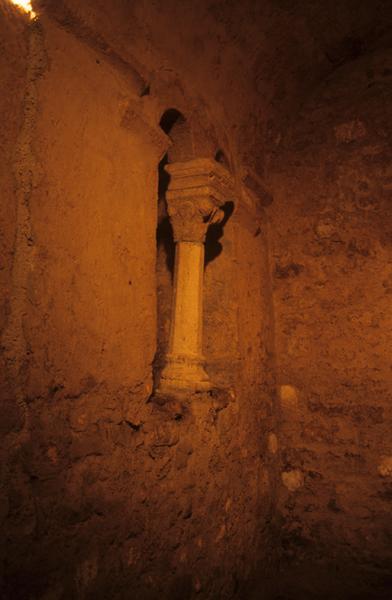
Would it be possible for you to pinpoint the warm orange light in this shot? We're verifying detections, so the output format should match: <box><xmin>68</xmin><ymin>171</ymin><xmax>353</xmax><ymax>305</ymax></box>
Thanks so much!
<box><xmin>9</xmin><ymin>0</ymin><xmax>36</xmax><ymax>18</ymax></box>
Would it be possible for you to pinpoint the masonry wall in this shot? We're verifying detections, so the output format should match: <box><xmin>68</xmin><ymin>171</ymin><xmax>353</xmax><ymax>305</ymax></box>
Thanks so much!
<box><xmin>269</xmin><ymin>49</ymin><xmax>392</xmax><ymax>598</ymax></box>
<box><xmin>1</xmin><ymin>13</ymin><xmax>158</xmax><ymax>599</ymax></box>
<box><xmin>0</xmin><ymin>10</ymin><xmax>276</xmax><ymax>600</ymax></box>
<box><xmin>0</xmin><ymin>4</ymin><xmax>29</xmax><ymax>429</ymax></box>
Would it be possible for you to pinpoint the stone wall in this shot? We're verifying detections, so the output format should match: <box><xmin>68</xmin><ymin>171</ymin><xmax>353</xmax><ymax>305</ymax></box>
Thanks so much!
<box><xmin>0</xmin><ymin>8</ymin><xmax>276</xmax><ymax>599</ymax></box>
<box><xmin>0</xmin><ymin>3</ymin><xmax>29</xmax><ymax>438</ymax></box>
<box><xmin>269</xmin><ymin>49</ymin><xmax>392</xmax><ymax>598</ymax></box>
<box><xmin>2</xmin><ymin>2</ymin><xmax>391</xmax><ymax>598</ymax></box>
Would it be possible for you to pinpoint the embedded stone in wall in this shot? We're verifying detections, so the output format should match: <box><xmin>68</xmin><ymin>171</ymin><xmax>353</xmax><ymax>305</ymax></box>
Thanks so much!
<box><xmin>268</xmin><ymin>433</ymin><xmax>279</xmax><ymax>454</ymax></box>
<box><xmin>281</xmin><ymin>469</ymin><xmax>304</xmax><ymax>492</ymax></box>
<box><xmin>378</xmin><ymin>457</ymin><xmax>392</xmax><ymax>478</ymax></box>
<box><xmin>279</xmin><ymin>385</ymin><xmax>299</xmax><ymax>410</ymax></box>
<box><xmin>334</xmin><ymin>119</ymin><xmax>367</xmax><ymax>143</ymax></box>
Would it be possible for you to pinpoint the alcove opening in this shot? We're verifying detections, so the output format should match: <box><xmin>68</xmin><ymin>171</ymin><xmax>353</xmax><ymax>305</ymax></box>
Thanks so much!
<box><xmin>157</xmin><ymin>108</ymin><xmax>191</xmax><ymax>276</ymax></box>
<box><xmin>154</xmin><ymin>108</ymin><xmax>189</xmax><ymax>385</ymax></box>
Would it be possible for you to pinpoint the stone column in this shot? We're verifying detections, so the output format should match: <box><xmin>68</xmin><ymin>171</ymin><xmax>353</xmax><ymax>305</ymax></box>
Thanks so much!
<box><xmin>157</xmin><ymin>158</ymin><xmax>233</xmax><ymax>395</ymax></box>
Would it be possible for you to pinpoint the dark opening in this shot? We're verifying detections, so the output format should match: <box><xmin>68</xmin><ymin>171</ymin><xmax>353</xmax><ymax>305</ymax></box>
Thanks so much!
<box><xmin>160</xmin><ymin>108</ymin><xmax>194</xmax><ymax>162</ymax></box>
<box><xmin>159</xmin><ymin>108</ymin><xmax>185</xmax><ymax>134</ymax></box>
<box><xmin>215</xmin><ymin>148</ymin><xmax>230</xmax><ymax>170</ymax></box>
<box><xmin>156</xmin><ymin>153</ymin><xmax>175</xmax><ymax>275</ymax></box>
<box><xmin>154</xmin><ymin>152</ymin><xmax>174</xmax><ymax>388</ymax></box>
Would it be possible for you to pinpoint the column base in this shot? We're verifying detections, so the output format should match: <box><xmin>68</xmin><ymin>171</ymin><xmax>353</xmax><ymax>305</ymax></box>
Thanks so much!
<box><xmin>157</xmin><ymin>354</ymin><xmax>212</xmax><ymax>394</ymax></box>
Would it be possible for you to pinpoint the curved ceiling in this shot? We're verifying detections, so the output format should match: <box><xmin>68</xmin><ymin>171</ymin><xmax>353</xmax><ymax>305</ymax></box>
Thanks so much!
<box><xmin>38</xmin><ymin>0</ymin><xmax>392</xmax><ymax>171</ymax></box>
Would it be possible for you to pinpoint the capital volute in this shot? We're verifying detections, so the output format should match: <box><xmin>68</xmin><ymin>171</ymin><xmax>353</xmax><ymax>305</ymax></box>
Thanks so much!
<box><xmin>165</xmin><ymin>158</ymin><xmax>234</xmax><ymax>243</ymax></box>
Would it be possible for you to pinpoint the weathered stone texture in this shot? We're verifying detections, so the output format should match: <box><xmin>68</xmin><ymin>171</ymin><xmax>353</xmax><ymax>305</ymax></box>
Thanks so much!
<box><xmin>0</xmin><ymin>5</ymin><xmax>29</xmax><ymax>401</ymax></box>
<box><xmin>269</xmin><ymin>48</ymin><xmax>392</xmax><ymax>597</ymax></box>
<box><xmin>1</xmin><ymin>1</ymin><xmax>392</xmax><ymax>599</ymax></box>
<box><xmin>0</xmin><ymin>7</ymin><xmax>276</xmax><ymax>600</ymax></box>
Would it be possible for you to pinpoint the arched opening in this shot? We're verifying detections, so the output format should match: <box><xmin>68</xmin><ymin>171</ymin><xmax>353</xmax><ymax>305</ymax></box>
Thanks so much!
<box><xmin>159</xmin><ymin>108</ymin><xmax>184</xmax><ymax>134</ymax></box>
<box><xmin>160</xmin><ymin>108</ymin><xmax>193</xmax><ymax>163</ymax></box>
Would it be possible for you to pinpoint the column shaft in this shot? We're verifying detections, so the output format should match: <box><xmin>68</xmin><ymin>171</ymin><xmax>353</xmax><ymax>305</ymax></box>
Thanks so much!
<box><xmin>170</xmin><ymin>241</ymin><xmax>204</xmax><ymax>359</ymax></box>
<box><xmin>158</xmin><ymin>240</ymin><xmax>210</xmax><ymax>393</ymax></box>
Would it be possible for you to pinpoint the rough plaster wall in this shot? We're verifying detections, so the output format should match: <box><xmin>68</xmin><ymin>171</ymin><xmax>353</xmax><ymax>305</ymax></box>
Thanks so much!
<box><xmin>269</xmin><ymin>50</ymin><xmax>392</xmax><ymax>597</ymax></box>
<box><xmin>0</xmin><ymin>5</ymin><xmax>29</xmax><ymax>427</ymax></box>
<box><xmin>1</xmin><ymin>14</ymin><xmax>157</xmax><ymax>599</ymax></box>
<box><xmin>0</xmin><ymin>8</ymin><xmax>27</xmax><ymax>330</ymax></box>
<box><xmin>0</xmin><ymin>10</ymin><xmax>276</xmax><ymax>600</ymax></box>
<box><xmin>3</xmin><ymin>1</ymin><xmax>391</xmax><ymax>598</ymax></box>
<box><xmin>27</xmin><ymin>17</ymin><xmax>159</xmax><ymax>398</ymax></box>
<box><xmin>204</xmin><ymin>210</ymin><xmax>279</xmax><ymax>572</ymax></box>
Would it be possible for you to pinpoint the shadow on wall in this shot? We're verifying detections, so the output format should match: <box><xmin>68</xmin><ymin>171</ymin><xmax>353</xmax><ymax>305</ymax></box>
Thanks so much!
<box><xmin>205</xmin><ymin>148</ymin><xmax>233</xmax><ymax>265</ymax></box>
<box><xmin>156</xmin><ymin>153</ymin><xmax>175</xmax><ymax>275</ymax></box>
<box><xmin>205</xmin><ymin>200</ymin><xmax>234</xmax><ymax>265</ymax></box>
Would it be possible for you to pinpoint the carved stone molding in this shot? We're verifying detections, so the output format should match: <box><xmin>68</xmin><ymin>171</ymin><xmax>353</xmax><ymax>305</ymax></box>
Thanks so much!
<box><xmin>165</xmin><ymin>158</ymin><xmax>234</xmax><ymax>242</ymax></box>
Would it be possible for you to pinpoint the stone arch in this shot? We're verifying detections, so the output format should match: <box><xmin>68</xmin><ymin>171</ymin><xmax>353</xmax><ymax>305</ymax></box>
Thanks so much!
<box><xmin>159</xmin><ymin>106</ymin><xmax>221</xmax><ymax>164</ymax></box>
<box><xmin>159</xmin><ymin>108</ymin><xmax>193</xmax><ymax>163</ymax></box>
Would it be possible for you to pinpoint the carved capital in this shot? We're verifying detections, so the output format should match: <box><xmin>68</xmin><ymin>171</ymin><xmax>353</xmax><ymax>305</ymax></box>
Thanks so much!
<box><xmin>167</xmin><ymin>199</ymin><xmax>225</xmax><ymax>243</ymax></box>
<box><xmin>165</xmin><ymin>158</ymin><xmax>234</xmax><ymax>242</ymax></box>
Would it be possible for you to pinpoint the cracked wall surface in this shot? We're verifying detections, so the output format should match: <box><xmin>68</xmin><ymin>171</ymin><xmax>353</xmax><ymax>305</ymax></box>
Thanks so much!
<box><xmin>268</xmin><ymin>48</ymin><xmax>392</xmax><ymax>600</ymax></box>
